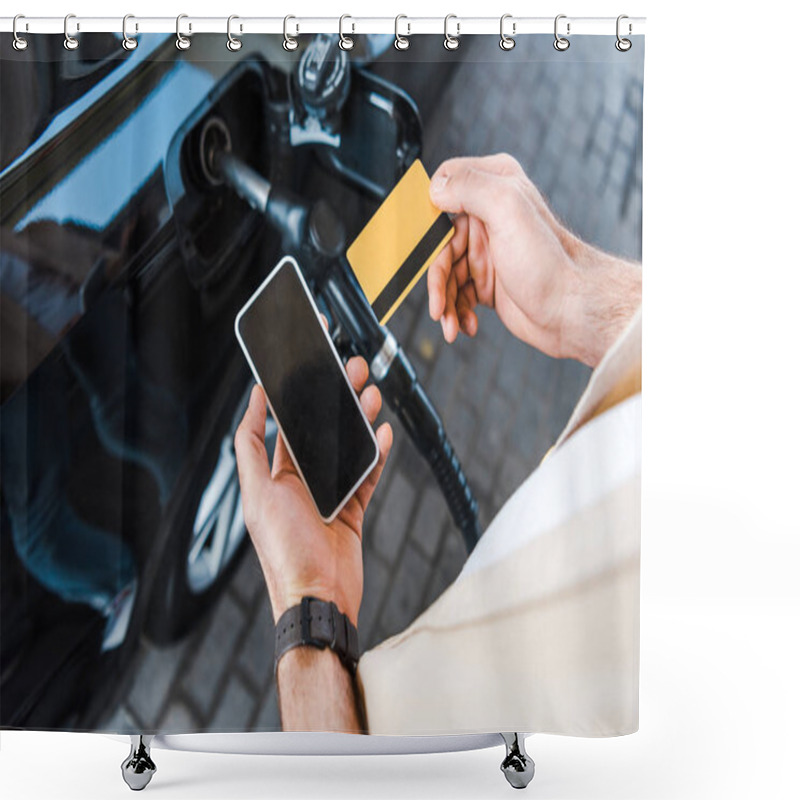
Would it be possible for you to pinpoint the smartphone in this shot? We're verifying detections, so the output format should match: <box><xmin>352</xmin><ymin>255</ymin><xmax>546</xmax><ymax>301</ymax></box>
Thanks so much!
<box><xmin>235</xmin><ymin>256</ymin><xmax>379</xmax><ymax>522</ymax></box>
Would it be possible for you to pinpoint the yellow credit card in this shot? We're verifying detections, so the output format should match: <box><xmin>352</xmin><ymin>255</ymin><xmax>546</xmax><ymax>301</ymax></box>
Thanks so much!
<box><xmin>346</xmin><ymin>160</ymin><xmax>454</xmax><ymax>325</ymax></box>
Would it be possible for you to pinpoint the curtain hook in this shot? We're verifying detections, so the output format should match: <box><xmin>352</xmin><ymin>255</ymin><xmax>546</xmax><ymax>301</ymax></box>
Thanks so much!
<box><xmin>339</xmin><ymin>14</ymin><xmax>355</xmax><ymax>51</ymax></box>
<box><xmin>12</xmin><ymin>15</ymin><xmax>28</xmax><ymax>51</ymax></box>
<box><xmin>176</xmin><ymin>14</ymin><xmax>191</xmax><ymax>50</ymax></box>
<box><xmin>64</xmin><ymin>13</ymin><xmax>79</xmax><ymax>51</ymax></box>
<box><xmin>616</xmin><ymin>14</ymin><xmax>632</xmax><ymax>51</ymax></box>
<box><xmin>283</xmin><ymin>15</ymin><xmax>298</xmax><ymax>51</ymax></box>
<box><xmin>444</xmin><ymin>14</ymin><xmax>460</xmax><ymax>51</ymax></box>
<box><xmin>227</xmin><ymin>15</ymin><xmax>242</xmax><ymax>51</ymax></box>
<box><xmin>554</xmin><ymin>14</ymin><xmax>570</xmax><ymax>51</ymax></box>
<box><xmin>394</xmin><ymin>15</ymin><xmax>410</xmax><ymax>50</ymax></box>
<box><xmin>500</xmin><ymin>14</ymin><xmax>516</xmax><ymax>51</ymax></box>
<box><xmin>122</xmin><ymin>15</ymin><xmax>138</xmax><ymax>51</ymax></box>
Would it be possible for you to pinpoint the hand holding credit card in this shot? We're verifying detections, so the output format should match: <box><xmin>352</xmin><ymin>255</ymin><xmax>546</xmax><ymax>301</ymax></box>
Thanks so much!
<box><xmin>346</xmin><ymin>160</ymin><xmax>454</xmax><ymax>324</ymax></box>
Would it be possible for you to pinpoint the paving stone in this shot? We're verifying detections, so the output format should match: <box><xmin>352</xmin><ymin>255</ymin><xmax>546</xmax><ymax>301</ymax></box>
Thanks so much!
<box><xmin>592</xmin><ymin>116</ymin><xmax>616</xmax><ymax>156</ymax></box>
<box><xmin>180</xmin><ymin>593</ymin><xmax>246</xmax><ymax>719</ymax></box>
<box><xmin>585</xmin><ymin>151</ymin><xmax>608</xmax><ymax>193</ymax></box>
<box><xmin>474</xmin><ymin>390</ymin><xmax>514</xmax><ymax>461</ymax></box>
<box><xmin>410</xmin><ymin>486</ymin><xmax>448</xmax><ymax>560</ymax></box>
<box><xmin>466</xmin><ymin>449</ymin><xmax>496</xmax><ymax>500</ymax></box>
<box><xmin>388</xmin><ymin>298</ymin><xmax>418</xmax><ymax>345</ymax></box>
<box><xmin>209</xmin><ymin>675</ymin><xmax>257</xmax><ymax>732</ymax></box>
<box><xmin>100</xmin><ymin>703</ymin><xmax>138</xmax><ymax>734</ymax></box>
<box><xmin>380</xmin><ymin>544</ymin><xmax>431</xmax><ymax>638</ymax></box>
<box><xmin>125</xmin><ymin>638</ymin><xmax>189</xmax><ymax>730</ymax></box>
<box><xmin>618</xmin><ymin>111</ymin><xmax>639</xmax><ymax>148</ymax></box>
<box><xmin>458</xmin><ymin>334</ymin><xmax>498</xmax><ymax>413</ymax></box>
<box><xmin>371</xmin><ymin>470</ymin><xmax>417</xmax><ymax>564</ymax></box>
<box><xmin>159</xmin><ymin>700</ymin><xmax>199</xmax><ymax>734</ymax></box>
<box><xmin>237</xmin><ymin>598</ymin><xmax>275</xmax><ymax>692</ymax></box>
<box><xmin>476</xmin><ymin>306</ymin><xmax>509</xmax><ymax>351</ymax></box>
<box><xmin>531</xmin><ymin>151</ymin><xmax>560</xmax><ymax>197</ymax></box>
<box><xmin>423</xmin><ymin>560</ymin><xmax>454</xmax><ymax>608</ymax></box>
<box><xmin>436</xmin><ymin>527</ymin><xmax>468</xmax><ymax>588</ymax></box>
<box><xmin>253</xmin><ymin>684</ymin><xmax>280</xmax><ymax>732</ymax></box>
<box><xmin>230</xmin><ymin>547</ymin><xmax>268</xmax><ymax>610</ymax></box>
<box><xmin>427</xmin><ymin>346</ymin><xmax>465</xmax><ymax>412</ymax></box>
<box><xmin>359</xmin><ymin>546</ymin><xmax>391</xmax><ymax>649</ymax></box>
<box><xmin>442</xmin><ymin>399</ymin><xmax>479</xmax><ymax>463</ymax></box>
<box><xmin>495</xmin><ymin>451</ymin><xmax>534</xmax><ymax>508</ymax></box>
<box><xmin>412</xmin><ymin>315</ymin><xmax>444</xmax><ymax>370</ymax></box>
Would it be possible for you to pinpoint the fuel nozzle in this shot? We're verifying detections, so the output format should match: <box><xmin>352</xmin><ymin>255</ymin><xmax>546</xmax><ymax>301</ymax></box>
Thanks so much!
<box><xmin>212</xmin><ymin>144</ymin><xmax>345</xmax><ymax>275</ymax></box>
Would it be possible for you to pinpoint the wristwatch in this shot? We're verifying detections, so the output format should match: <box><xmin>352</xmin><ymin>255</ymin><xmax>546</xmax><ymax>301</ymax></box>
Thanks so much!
<box><xmin>274</xmin><ymin>596</ymin><xmax>360</xmax><ymax>677</ymax></box>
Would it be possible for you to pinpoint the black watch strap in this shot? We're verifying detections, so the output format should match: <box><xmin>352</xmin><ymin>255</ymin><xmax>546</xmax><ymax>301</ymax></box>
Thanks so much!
<box><xmin>274</xmin><ymin>597</ymin><xmax>359</xmax><ymax>677</ymax></box>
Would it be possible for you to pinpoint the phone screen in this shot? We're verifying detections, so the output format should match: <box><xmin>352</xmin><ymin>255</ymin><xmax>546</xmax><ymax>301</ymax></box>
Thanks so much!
<box><xmin>236</xmin><ymin>258</ymin><xmax>378</xmax><ymax>521</ymax></box>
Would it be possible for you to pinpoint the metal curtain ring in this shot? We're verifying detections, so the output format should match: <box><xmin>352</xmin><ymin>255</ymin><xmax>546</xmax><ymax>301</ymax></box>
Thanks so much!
<box><xmin>227</xmin><ymin>15</ymin><xmax>242</xmax><ymax>51</ymax></box>
<box><xmin>122</xmin><ymin>15</ymin><xmax>138</xmax><ymax>51</ymax></box>
<box><xmin>394</xmin><ymin>15</ymin><xmax>410</xmax><ymax>50</ymax></box>
<box><xmin>339</xmin><ymin>15</ymin><xmax>354</xmax><ymax>51</ymax></box>
<box><xmin>283</xmin><ymin>15</ymin><xmax>298</xmax><ymax>51</ymax></box>
<box><xmin>12</xmin><ymin>15</ymin><xmax>28</xmax><ymax>51</ymax></box>
<box><xmin>444</xmin><ymin>14</ymin><xmax>460</xmax><ymax>51</ymax></box>
<box><xmin>616</xmin><ymin>14</ymin><xmax>632</xmax><ymax>51</ymax></box>
<box><xmin>554</xmin><ymin>14</ymin><xmax>570</xmax><ymax>51</ymax></box>
<box><xmin>64</xmin><ymin>13</ymin><xmax>79</xmax><ymax>51</ymax></box>
<box><xmin>176</xmin><ymin>14</ymin><xmax>191</xmax><ymax>50</ymax></box>
<box><xmin>500</xmin><ymin>14</ymin><xmax>515</xmax><ymax>50</ymax></box>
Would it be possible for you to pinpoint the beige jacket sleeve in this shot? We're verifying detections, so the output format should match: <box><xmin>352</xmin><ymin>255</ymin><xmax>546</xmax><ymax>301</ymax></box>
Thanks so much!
<box><xmin>357</xmin><ymin>309</ymin><xmax>642</xmax><ymax>737</ymax></box>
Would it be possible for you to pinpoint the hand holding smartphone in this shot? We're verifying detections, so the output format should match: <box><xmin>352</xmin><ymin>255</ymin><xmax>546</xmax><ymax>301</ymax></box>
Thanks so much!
<box><xmin>235</xmin><ymin>256</ymin><xmax>379</xmax><ymax>522</ymax></box>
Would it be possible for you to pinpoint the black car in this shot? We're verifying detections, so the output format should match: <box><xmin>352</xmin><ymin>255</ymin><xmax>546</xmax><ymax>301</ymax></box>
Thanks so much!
<box><xmin>0</xmin><ymin>32</ymin><xmax>471</xmax><ymax>729</ymax></box>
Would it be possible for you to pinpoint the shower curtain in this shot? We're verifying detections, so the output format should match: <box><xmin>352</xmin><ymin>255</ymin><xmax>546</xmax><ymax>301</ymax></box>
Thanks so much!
<box><xmin>0</xmin><ymin>26</ymin><xmax>643</xmax><ymax>740</ymax></box>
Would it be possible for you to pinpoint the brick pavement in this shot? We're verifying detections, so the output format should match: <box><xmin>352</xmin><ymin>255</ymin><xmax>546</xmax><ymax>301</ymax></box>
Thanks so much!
<box><xmin>101</xmin><ymin>35</ymin><xmax>643</xmax><ymax>735</ymax></box>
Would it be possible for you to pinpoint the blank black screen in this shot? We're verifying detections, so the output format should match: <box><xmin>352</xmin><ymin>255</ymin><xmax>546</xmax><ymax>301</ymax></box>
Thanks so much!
<box><xmin>237</xmin><ymin>261</ymin><xmax>377</xmax><ymax>519</ymax></box>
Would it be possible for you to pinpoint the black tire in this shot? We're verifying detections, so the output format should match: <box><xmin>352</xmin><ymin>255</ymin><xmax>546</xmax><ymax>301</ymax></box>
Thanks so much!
<box><xmin>144</xmin><ymin>382</ymin><xmax>274</xmax><ymax>645</ymax></box>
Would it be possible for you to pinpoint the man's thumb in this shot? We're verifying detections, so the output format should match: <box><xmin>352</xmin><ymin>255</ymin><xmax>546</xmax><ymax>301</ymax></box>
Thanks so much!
<box><xmin>234</xmin><ymin>384</ymin><xmax>273</xmax><ymax>499</ymax></box>
<box><xmin>430</xmin><ymin>161</ymin><xmax>499</xmax><ymax>223</ymax></box>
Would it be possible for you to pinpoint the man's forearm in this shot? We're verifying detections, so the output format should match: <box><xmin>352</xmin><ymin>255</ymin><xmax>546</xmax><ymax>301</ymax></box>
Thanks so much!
<box><xmin>276</xmin><ymin>646</ymin><xmax>364</xmax><ymax>733</ymax></box>
<box><xmin>566</xmin><ymin>240</ymin><xmax>642</xmax><ymax>368</ymax></box>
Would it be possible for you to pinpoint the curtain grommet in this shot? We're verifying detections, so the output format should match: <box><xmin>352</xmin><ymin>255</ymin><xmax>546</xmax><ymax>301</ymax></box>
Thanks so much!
<box><xmin>339</xmin><ymin>14</ymin><xmax>355</xmax><ymax>51</ymax></box>
<box><xmin>554</xmin><ymin>14</ymin><xmax>570</xmax><ymax>51</ymax></box>
<box><xmin>500</xmin><ymin>14</ymin><xmax>516</xmax><ymax>51</ymax></box>
<box><xmin>394</xmin><ymin>14</ymin><xmax>410</xmax><ymax>51</ymax></box>
<box><xmin>63</xmin><ymin>13</ymin><xmax>79</xmax><ymax>51</ymax></box>
<box><xmin>176</xmin><ymin>13</ymin><xmax>191</xmax><ymax>51</ymax></box>
<box><xmin>283</xmin><ymin>15</ymin><xmax>299</xmax><ymax>51</ymax></box>
<box><xmin>122</xmin><ymin>15</ymin><xmax>138</xmax><ymax>51</ymax></box>
<box><xmin>12</xmin><ymin>14</ymin><xmax>28</xmax><ymax>51</ymax></box>
<box><xmin>444</xmin><ymin>14</ymin><xmax>460</xmax><ymax>51</ymax></box>
<box><xmin>227</xmin><ymin>15</ymin><xmax>242</xmax><ymax>51</ymax></box>
<box><xmin>615</xmin><ymin>15</ymin><xmax>632</xmax><ymax>51</ymax></box>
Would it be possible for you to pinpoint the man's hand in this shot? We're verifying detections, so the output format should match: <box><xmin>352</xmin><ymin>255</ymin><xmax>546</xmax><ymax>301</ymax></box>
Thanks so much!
<box><xmin>234</xmin><ymin>356</ymin><xmax>392</xmax><ymax>626</ymax></box>
<box><xmin>428</xmin><ymin>154</ymin><xmax>641</xmax><ymax>367</ymax></box>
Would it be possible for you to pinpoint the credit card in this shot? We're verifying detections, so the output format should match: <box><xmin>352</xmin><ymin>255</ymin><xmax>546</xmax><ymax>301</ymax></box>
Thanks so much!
<box><xmin>346</xmin><ymin>160</ymin><xmax>454</xmax><ymax>325</ymax></box>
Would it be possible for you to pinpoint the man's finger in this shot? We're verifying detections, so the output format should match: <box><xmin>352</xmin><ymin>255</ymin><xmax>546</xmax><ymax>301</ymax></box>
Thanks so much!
<box><xmin>456</xmin><ymin>290</ymin><xmax>478</xmax><ymax>337</ymax></box>
<box><xmin>271</xmin><ymin>430</ymin><xmax>294</xmax><ymax>477</ymax></box>
<box><xmin>430</xmin><ymin>159</ymin><xmax>512</xmax><ymax>223</ymax></box>
<box><xmin>345</xmin><ymin>356</ymin><xmax>369</xmax><ymax>394</ymax></box>
<box><xmin>355</xmin><ymin>421</ymin><xmax>393</xmax><ymax>511</ymax></box>
<box><xmin>427</xmin><ymin>214</ymin><xmax>469</xmax><ymax>322</ymax></box>
<box><xmin>433</xmin><ymin>154</ymin><xmax>522</xmax><ymax>181</ymax></box>
<box><xmin>359</xmin><ymin>384</ymin><xmax>382</xmax><ymax>423</ymax></box>
<box><xmin>234</xmin><ymin>384</ymin><xmax>273</xmax><ymax>502</ymax></box>
<box><xmin>427</xmin><ymin>243</ymin><xmax>452</xmax><ymax>321</ymax></box>
<box><xmin>442</xmin><ymin>268</ymin><xmax>460</xmax><ymax>342</ymax></box>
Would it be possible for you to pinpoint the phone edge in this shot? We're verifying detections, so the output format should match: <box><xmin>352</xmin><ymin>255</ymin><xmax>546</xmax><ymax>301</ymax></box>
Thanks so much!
<box><xmin>234</xmin><ymin>255</ymin><xmax>380</xmax><ymax>524</ymax></box>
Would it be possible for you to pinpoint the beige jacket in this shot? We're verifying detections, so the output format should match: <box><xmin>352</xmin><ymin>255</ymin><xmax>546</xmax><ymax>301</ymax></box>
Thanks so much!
<box><xmin>358</xmin><ymin>309</ymin><xmax>642</xmax><ymax>737</ymax></box>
